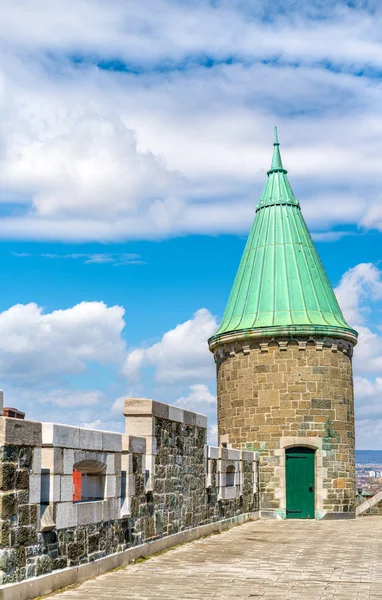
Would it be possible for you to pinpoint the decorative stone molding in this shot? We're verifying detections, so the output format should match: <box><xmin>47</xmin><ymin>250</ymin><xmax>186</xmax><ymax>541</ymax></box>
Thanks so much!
<box><xmin>213</xmin><ymin>336</ymin><xmax>355</xmax><ymax>361</ymax></box>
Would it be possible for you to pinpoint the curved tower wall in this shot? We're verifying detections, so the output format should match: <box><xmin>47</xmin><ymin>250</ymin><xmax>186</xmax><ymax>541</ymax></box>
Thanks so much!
<box><xmin>213</xmin><ymin>336</ymin><xmax>355</xmax><ymax>518</ymax></box>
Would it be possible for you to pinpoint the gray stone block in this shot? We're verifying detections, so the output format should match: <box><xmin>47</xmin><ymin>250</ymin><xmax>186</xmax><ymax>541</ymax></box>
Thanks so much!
<box><xmin>42</xmin><ymin>423</ymin><xmax>80</xmax><ymax>448</ymax></box>
<box><xmin>63</xmin><ymin>449</ymin><xmax>75</xmax><ymax>474</ymax></box>
<box><xmin>77</xmin><ymin>500</ymin><xmax>102</xmax><ymax>525</ymax></box>
<box><xmin>105</xmin><ymin>475</ymin><xmax>117</xmax><ymax>498</ymax></box>
<box><xmin>29</xmin><ymin>475</ymin><xmax>41</xmax><ymax>504</ymax></box>
<box><xmin>241</xmin><ymin>451</ymin><xmax>254</xmax><ymax>461</ymax></box>
<box><xmin>102</xmin><ymin>498</ymin><xmax>119</xmax><ymax>521</ymax></box>
<box><xmin>60</xmin><ymin>475</ymin><xmax>74</xmax><ymax>502</ymax></box>
<box><xmin>32</xmin><ymin>447</ymin><xmax>42</xmax><ymax>474</ymax></box>
<box><xmin>122</xmin><ymin>434</ymin><xmax>146</xmax><ymax>454</ymax></box>
<box><xmin>195</xmin><ymin>413</ymin><xmax>208</xmax><ymax>429</ymax></box>
<box><xmin>208</xmin><ymin>446</ymin><xmax>219</xmax><ymax>459</ymax></box>
<box><xmin>50</xmin><ymin>475</ymin><xmax>61</xmax><ymax>502</ymax></box>
<box><xmin>78</xmin><ymin>428</ymin><xmax>102</xmax><ymax>451</ymax></box>
<box><xmin>168</xmin><ymin>405</ymin><xmax>184</xmax><ymax>423</ymax></box>
<box><xmin>55</xmin><ymin>501</ymin><xmax>77</xmax><ymax>529</ymax></box>
<box><xmin>106</xmin><ymin>454</ymin><xmax>115</xmax><ymax>475</ymax></box>
<box><xmin>102</xmin><ymin>431</ymin><xmax>122</xmax><ymax>452</ymax></box>
<box><xmin>183</xmin><ymin>410</ymin><xmax>196</xmax><ymax>426</ymax></box>
<box><xmin>0</xmin><ymin>417</ymin><xmax>42</xmax><ymax>446</ymax></box>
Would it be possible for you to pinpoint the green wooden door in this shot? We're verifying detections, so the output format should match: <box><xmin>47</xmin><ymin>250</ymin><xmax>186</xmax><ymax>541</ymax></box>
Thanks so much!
<box><xmin>286</xmin><ymin>446</ymin><xmax>315</xmax><ymax>519</ymax></box>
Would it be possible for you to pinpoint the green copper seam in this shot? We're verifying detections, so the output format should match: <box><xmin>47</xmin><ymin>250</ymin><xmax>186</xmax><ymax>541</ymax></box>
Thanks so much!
<box><xmin>298</xmin><ymin>211</ymin><xmax>333</xmax><ymax>326</ymax></box>
<box><xmin>283</xmin><ymin>205</ymin><xmax>308</xmax><ymax>324</ymax></box>
<box><xmin>299</xmin><ymin>209</ymin><xmax>339</xmax><ymax>325</ymax></box>
<box><xmin>280</xmin><ymin>202</ymin><xmax>293</xmax><ymax>325</ymax></box>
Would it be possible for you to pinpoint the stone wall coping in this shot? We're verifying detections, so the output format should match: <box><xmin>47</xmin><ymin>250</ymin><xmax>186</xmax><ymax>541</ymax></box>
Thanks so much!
<box><xmin>42</xmin><ymin>423</ymin><xmax>122</xmax><ymax>451</ymax></box>
<box><xmin>207</xmin><ymin>446</ymin><xmax>257</xmax><ymax>461</ymax></box>
<box><xmin>0</xmin><ymin>416</ymin><xmax>42</xmax><ymax>446</ymax></box>
<box><xmin>123</xmin><ymin>398</ymin><xmax>208</xmax><ymax>429</ymax></box>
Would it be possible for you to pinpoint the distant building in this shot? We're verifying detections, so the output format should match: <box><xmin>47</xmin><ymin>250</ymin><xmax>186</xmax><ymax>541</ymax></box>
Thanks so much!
<box><xmin>3</xmin><ymin>407</ymin><xmax>25</xmax><ymax>419</ymax></box>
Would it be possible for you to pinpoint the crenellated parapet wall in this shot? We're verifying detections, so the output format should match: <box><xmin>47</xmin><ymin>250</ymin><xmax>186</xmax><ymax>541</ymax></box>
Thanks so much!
<box><xmin>0</xmin><ymin>400</ymin><xmax>259</xmax><ymax>590</ymax></box>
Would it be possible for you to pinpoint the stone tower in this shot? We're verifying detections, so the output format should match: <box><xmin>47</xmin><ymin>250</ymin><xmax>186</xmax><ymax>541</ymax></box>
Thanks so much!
<box><xmin>208</xmin><ymin>129</ymin><xmax>358</xmax><ymax>519</ymax></box>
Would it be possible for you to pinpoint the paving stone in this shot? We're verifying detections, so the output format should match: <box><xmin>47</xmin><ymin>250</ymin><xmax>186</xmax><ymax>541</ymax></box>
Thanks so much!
<box><xmin>40</xmin><ymin>517</ymin><xmax>382</xmax><ymax>600</ymax></box>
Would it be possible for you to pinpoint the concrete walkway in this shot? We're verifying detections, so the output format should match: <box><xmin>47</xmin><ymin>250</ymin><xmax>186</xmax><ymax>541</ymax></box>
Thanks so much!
<box><xmin>45</xmin><ymin>517</ymin><xmax>382</xmax><ymax>599</ymax></box>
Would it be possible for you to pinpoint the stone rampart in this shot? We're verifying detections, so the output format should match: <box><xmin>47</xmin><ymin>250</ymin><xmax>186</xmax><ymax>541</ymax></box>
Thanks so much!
<box><xmin>0</xmin><ymin>399</ymin><xmax>259</xmax><ymax>587</ymax></box>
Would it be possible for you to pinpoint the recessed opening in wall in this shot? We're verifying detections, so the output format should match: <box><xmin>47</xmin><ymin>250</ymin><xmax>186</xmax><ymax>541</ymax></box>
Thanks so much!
<box><xmin>73</xmin><ymin>459</ymin><xmax>106</xmax><ymax>502</ymax></box>
<box><xmin>226</xmin><ymin>465</ymin><xmax>235</xmax><ymax>487</ymax></box>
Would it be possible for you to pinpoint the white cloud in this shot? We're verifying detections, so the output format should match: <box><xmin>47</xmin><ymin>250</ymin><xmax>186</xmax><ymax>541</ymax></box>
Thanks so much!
<box><xmin>0</xmin><ymin>301</ymin><xmax>126</xmax><ymax>379</ymax></box>
<box><xmin>1</xmin><ymin>3</ymin><xmax>382</xmax><ymax>239</ymax></box>
<box><xmin>335</xmin><ymin>262</ymin><xmax>382</xmax><ymax>325</ymax></box>
<box><xmin>175</xmin><ymin>383</ymin><xmax>216</xmax><ymax>411</ymax></box>
<box><xmin>11</xmin><ymin>251</ymin><xmax>144</xmax><ymax>266</ymax></box>
<box><xmin>81</xmin><ymin>419</ymin><xmax>103</xmax><ymax>430</ymax></box>
<box><xmin>356</xmin><ymin>420</ymin><xmax>382</xmax><ymax>450</ymax></box>
<box><xmin>124</xmin><ymin>308</ymin><xmax>217</xmax><ymax>383</ymax></box>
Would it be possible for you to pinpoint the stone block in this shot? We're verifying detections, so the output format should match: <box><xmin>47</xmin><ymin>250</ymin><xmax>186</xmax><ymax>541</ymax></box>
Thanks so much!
<box><xmin>312</xmin><ymin>398</ymin><xmax>332</xmax><ymax>410</ymax></box>
<box><xmin>42</xmin><ymin>423</ymin><xmax>79</xmax><ymax>448</ymax></box>
<box><xmin>0</xmin><ymin>492</ymin><xmax>16</xmax><ymax>517</ymax></box>
<box><xmin>41</xmin><ymin>447</ymin><xmax>63</xmax><ymax>474</ymax></box>
<box><xmin>125</xmin><ymin>416</ymin><xmax>155</xmax><ymax>437</ymax></box>
<box><xmin>102</xmin><ymin>431</ymin><xmax>122</xmax><ymax>452</ymax></box>
<box><xmin>63</xmin><ymin>449</ymin><xmax>75</xmax><ymax>474</ymax></box>
<box><xmin>226</xmin><ymin>448</ymin><xmax>240</xmax><ymax>460</ymax></box>
<box><xmin>126</xmin><ymin>474</ymin><xmax>135</xmax><ymax>496</ymax></box>
<box><xmin>168</xmin><ymin>405</ymin><xmax>184</xmax><ymax>423</ymax></box>
<box><xmin>79</xmin><ymin>427</ymin><xmax>102</xmax><ymax>451</ymax></box>
<box><xmin>258</xmin><ymin>390</ymin><xmax>279</xmax><ymax>407</ymax></box>
<box><xmin>50</xmin><ymin>475</ymin><xmax>61</xmax><ymax>502</ymax></box>
<box><xmin>0</xmin><ymin>418</ymin><xmax>42</xmax><ymax>446</ymax></box>
<box><xmin>124</xmin><ymin>398</ymin><xmax>169</xmax><ymax>419</ymax></box>
<box><xmin>60</xmin><ymin>475</ymin><xmax>74</xmax><ymax>502</ymax></box>
<box><xmin>40</xmin><ymin>504</ymin><xmax>55</xmax><ymax>532</ymax></box>
<box><xmin>183</xmin><ymin>410</ymin><xmax>196</xmax><ymax>426</ymax></box>
<box><xmin>32</xmin><ymin>447</ymin><xmax>42</xmax><ymax>474</ymax></box>
<box><xmin>29</xmin><ymin>475</ymin><xmax>41</xmax><ymax>504</ymax></box>
<box><xmin>76</xmin><ymin>500</ymin><xmax>102</xmax><ymax>525</ymax></box>
<box><xmin>208</xmin><ymin>446</ymin><xmax>219</xmax><ymax>459</ymax></box>
<box><xmin>114</xmin><ymin>453</ymin><xmax>121</xmax><ymax>475</ymax></box>
<box><xmin>55</xmin><ymin>502</ymin><xmax>77</xmax><ymax>529</ymax></box>
<box><xmin>122</xmin><ymin>434</ymin><xmax>146</xmax><ymax>454</ymax></box>
<box><xmin>195</xmin><ymin>413</ymin><xmax>208</xmax><ymax>429</ymax></box>
<box><xmin>105</xmin><ymin>475</ymin><xmax>117</xmax><ymax>498</ymax></box>
<box><xmin>102</xmin><ymin>498</ymin><xmax>119</xmax><ymax>521</ymax></box>
<box><xmin>106</xmin><ymin>453</ymin><xmax>115</xmax><ymax>475</ymax></box>
<box><xmin>0</xmin><ymin>463</ymin><xmax>16</xmax><ymax>491</ymax></box>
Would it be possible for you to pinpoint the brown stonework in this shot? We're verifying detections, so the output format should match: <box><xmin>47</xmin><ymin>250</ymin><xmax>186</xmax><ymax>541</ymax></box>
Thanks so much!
<box><xmin>214</xmin><ymin>337</ymin><xmax>356</xmax><ymax>518</ymax></box>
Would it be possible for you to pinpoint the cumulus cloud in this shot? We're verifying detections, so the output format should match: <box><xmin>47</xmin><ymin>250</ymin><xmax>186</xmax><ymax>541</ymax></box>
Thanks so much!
<box><xmin>175</xmin><ymin>383</ymin><xmax>216</xmax><ymax>411</ymax></box>
<box><xmin>1</xmin><ymin>2</ymin><xmax>382</xmax><ymax>239</ymax></box>
<box><xmin>124</xmin><ymin>308</ymin><xmax>217</xmax><ymax>383</ymax></box>
<box><xmin>335</xmin><ymin>262</ymin><xmax>382</xmax><ymax>325</ymax></box>
<box><xmin>0</xmin><ymin>301</ymin><xmax>126</xmax><ymax>379</ymax></box>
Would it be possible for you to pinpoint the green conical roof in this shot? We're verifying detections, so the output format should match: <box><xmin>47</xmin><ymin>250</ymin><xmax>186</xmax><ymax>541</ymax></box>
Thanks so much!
<box><xmin>209</xmin><ymin>129</ymin><xmax>358</xmax><ymax>347</ymax></box>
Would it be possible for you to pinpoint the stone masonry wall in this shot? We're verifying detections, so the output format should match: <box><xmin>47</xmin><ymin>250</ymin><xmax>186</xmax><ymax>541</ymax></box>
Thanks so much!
<box><xmin>215</xmin><ymin>337</ymin><xmax>355</xmax><ymax>517</ymax></box>
<box><xmin>0</xmin><ymin>401</ymin><xmax>258</xmax><ymax>586</ymax></box>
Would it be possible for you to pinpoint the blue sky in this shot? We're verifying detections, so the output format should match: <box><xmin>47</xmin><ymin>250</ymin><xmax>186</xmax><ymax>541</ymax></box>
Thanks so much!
<box><xmin>0</xmin><ymin>0</ymin><xmax>382</xmax><ymax>447</ymax></box>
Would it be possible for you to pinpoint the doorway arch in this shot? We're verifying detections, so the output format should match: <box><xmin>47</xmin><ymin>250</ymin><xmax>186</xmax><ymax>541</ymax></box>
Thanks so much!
<box><xmin>286</xmin><ymin>446</ymin><xmax>315</xmax><ymax>519</ymax></box>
